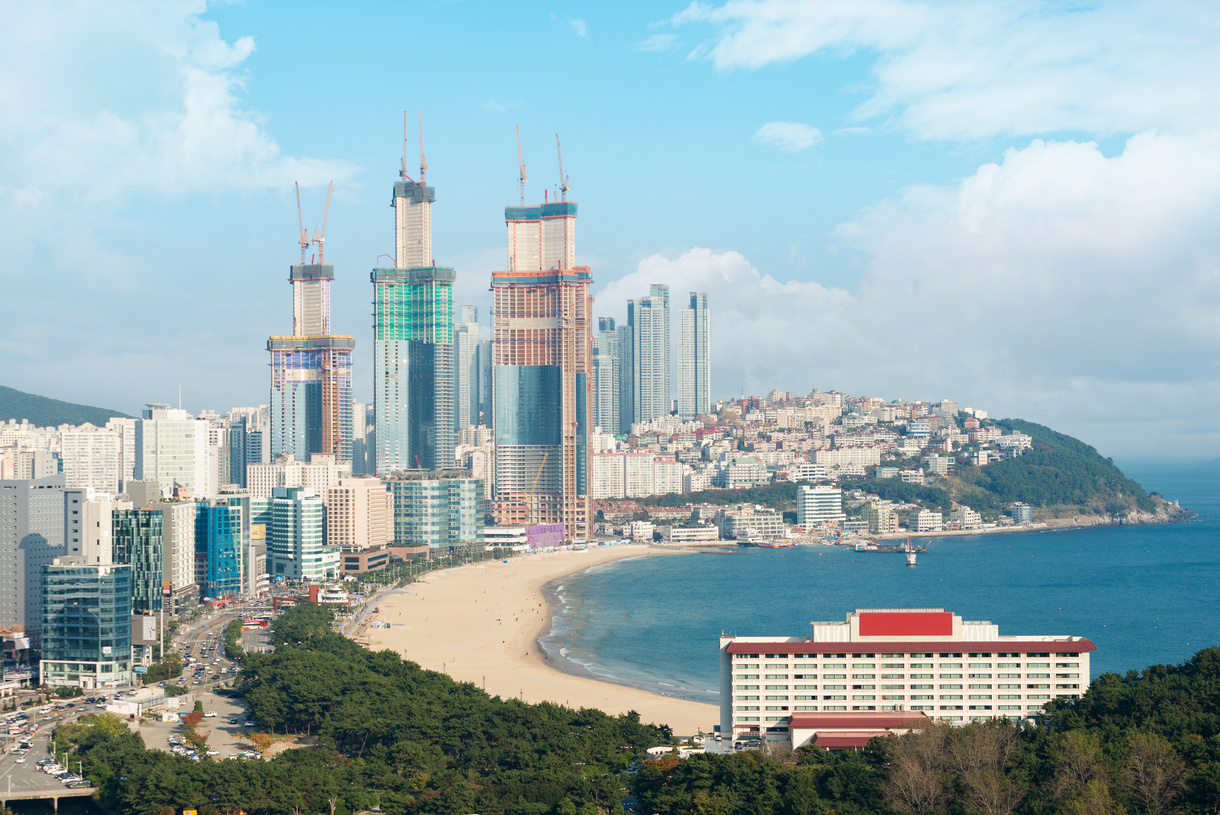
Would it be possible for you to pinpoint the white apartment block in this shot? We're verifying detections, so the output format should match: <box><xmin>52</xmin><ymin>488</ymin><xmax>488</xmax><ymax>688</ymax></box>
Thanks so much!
<box><xmin>796</xmin><ymin>485</ymin><xmax>845</xmax><ymax>527</ymax></box>
<box><xmin>248</xmin><ymin>453</ymin><xmax>346</xmax><ymax>499</ymax></box>
<box><xmin>590</xmin><ymin>452</ymin><xmax>688</xmax><ymax>499</ymax></box>
<box><xmin>326</xmin><ymin>478</ymin><xmax>393</xmax><ymax>551</ymax></box>
<box><xmin>719</xmin><ymin>608</ymin><xmax>1094</xmax><ymax>742</ymax></box>
<box><xmin>910</xmin><ymin>509</ymin><xmax>944</xmax><ymax>532</ymax></box>
<box><xmin>134</xmin><ymin>405</ymin><xmax>214</xmax><ymax>498</ymax></box>
<box><xmin>789</xmin><ymin>462</ymin><xmax>827</xmax><ymax>482</ymax></box>
<box><xmin>60</xmin><ymin>425</ymin><xmax>122</xmax><ymax>494</ymax></box>
<box><xmin>949</xmin><ymin>506</ymin><xmax>982</xmax><ymax>530</ymax></box>
<box><xmin>814</xmin><ymin>448</ymin><xmax>882</xmax><ymax>468</ymax></box>
<box><xmin>65</xmin><ymin>489</ymin><xmax>128</xmax><ymax>565</ymax></box>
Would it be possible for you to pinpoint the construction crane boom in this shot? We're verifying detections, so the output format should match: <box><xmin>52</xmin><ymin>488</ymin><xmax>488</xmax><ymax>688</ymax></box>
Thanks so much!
<box><xmin>294</xmin><ymin>181</ymin><xmax>308</xmax><ymax>264</ymax></box>
<box><xmin>400</xmin><ymin>111</ymin><xmax>411</xmax><ymax>181</ymax></box>
<box><xmin>419</xmin><ymin>110</ymin><xmax>427</xmax><ymax>184</ymax></box>
<box><xmin>516</xmin><ymin>125</ymin><xmax>527</xmax><ymax>207</ymax></box>
<box><xmin>313</xmin><ymin>180</ymin><xmax>333</xmax><ymax>264</ymax></box>
<box><xmin>556</xmin><ymin>134</ymin><xmax>569</xmax><ymax>202</ymax></box>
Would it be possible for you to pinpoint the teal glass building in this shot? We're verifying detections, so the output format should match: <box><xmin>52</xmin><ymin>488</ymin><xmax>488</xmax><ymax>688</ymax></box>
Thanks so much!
<box><xmin>40</xmin><ymin>560</ymin><xmax>132</xmax><ymax>689</ymax></box>
<box><xmin>112</xmin><ymin>509</ymin><xmax>163</xmax><ymax>613</ymax></box>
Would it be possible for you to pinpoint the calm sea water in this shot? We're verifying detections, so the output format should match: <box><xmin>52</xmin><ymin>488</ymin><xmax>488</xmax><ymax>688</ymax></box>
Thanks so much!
<box><xmin>539</xmin><ymin>470</ymin><xmax>1220</xmax><ymax>704</ymax></box>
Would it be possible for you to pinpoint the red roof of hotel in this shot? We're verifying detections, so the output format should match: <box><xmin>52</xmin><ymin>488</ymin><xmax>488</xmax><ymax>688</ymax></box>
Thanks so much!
<box><xmin>725</xmin><ymin>640</ymin><xmax>1096</xmax><ymax>654</ymax></box>
<box><xmin>813</xmin><ymin>732</ymin><xmax>893</xmax><ymax>749</ymax></box>
<box><xmin>788</xmin><ymin>712</ymin><xmax>929</xmax><ymax>730</ymax></box>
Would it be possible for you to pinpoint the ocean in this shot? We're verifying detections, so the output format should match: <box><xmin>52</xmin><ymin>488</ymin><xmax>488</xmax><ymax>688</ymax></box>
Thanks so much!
<box><xmin>539</xmin><ymin>469</ymin><xmax>1220</xmax><ymax>705</ymax></box>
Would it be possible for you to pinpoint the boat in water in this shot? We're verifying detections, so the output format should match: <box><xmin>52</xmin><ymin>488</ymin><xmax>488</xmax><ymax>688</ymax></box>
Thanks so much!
<box><xmin>854</xmin><ymin>538</ymin><xmax>928</xmax><ymax>554</ymax></box>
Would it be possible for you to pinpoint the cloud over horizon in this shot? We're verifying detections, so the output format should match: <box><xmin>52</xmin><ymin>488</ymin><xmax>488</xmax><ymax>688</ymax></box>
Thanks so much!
<box><xmin>597</xmin><ymin>131</ymin><xmax>1220</xmax><ymax>457</ymax></box>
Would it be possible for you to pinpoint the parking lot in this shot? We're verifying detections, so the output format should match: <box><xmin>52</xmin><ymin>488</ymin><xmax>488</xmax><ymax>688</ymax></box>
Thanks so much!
<box><xmin>137</xmin><ymin>691</ymin><xmax>263</xmax><ymax>760</ymax></box>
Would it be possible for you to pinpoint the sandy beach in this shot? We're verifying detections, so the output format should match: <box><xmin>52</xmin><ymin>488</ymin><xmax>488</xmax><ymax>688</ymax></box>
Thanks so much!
<box><xmin>364</xmin><ymin>545</ymin><xmax>718</xmax><ymax>735</ymax></box>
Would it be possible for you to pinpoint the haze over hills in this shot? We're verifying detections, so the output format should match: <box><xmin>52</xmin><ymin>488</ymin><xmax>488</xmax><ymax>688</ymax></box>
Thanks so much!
<box><xmin>0</xmin><ymin>385</ymin><xmax>132</xmax><ymax>427</ymax></box>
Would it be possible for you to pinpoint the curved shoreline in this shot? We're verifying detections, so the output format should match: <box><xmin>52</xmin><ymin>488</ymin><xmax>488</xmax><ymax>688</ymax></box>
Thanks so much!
<box><xmin>534</xmin><ymin>556</ymin><xmax>717</xmax><ymax>705</ymax></box>
<box><xmin>362</xmin><ymin>545</ymin><xmax>718</xmax><ymax>735</ymax></box>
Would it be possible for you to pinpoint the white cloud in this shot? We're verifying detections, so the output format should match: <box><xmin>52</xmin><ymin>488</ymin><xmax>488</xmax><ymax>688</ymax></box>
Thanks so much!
<box><xmin>0</xmin><ymin>1</ymin><xmax>355</xmax><ymax>203</ymax></box>
<box><xmin>637</xmin><ymin>33</ymin><xmax>680</xmax><ymax>53</ymax></box>
<box><xmin>753</xmin><ymin>121</ymin><xmax>823</xmax><ymax>152</ymax></box>
<box><xmin>571</xmin><ymin>18</ymin><xmax>588</xmax><ymax>38</ymax></box>
<box><xmin>597</xmin><ymin>131</ymin><xmax>1220</xmax><ymax>457</ymax></box>
<box><xmin>673</xmin><ymin>0</ymin><xmax>1220</xmax><ymax>140</ymax></box>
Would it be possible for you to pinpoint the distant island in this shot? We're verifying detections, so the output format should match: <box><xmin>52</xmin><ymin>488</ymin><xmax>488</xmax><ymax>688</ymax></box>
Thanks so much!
<box><xmin>0</xmin><ymin>384</ymin><xmax>131</xmax><ymax>427</ymax></box>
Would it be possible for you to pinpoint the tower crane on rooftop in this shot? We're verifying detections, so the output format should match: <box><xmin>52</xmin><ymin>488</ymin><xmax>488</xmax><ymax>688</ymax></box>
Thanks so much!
<box><xmin>516</xmin><ymin>125</ymin><xmax>527</xmax><ymax>207</ymax></box>
<box><xmin>419</xmin><ymin>110</ymin><xmax>427</xmax><ymax>184</ymax></box>
<box><xmin>312</xmin><ymin>181</ymin><xmax>333</xmax><ymax>264</ymax></box>
<box><xmin>294</xmin><ymin>182</ymin><xmax>309</xmax><ymax>264</ymax></box>
<box><xmin>400</xmin><ymin>111</ymin><xmax>413</xmax><ymax>182</ymax></box>
<box><xmin>556</xmin><ymin>134</ymin><xmax>569</xmax><ymax>203</ymax></box>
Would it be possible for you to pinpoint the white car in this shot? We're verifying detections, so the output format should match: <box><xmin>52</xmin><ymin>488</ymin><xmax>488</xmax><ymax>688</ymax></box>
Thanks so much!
<box><xmin>14</xmin><ymin>757</ymin><xmax>26</xmax><ymax>763</ymax></box>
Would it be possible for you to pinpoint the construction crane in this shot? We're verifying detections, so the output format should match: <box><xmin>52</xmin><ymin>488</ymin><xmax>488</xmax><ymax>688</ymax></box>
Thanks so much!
<box><xmin>516</xmin><ymin>125</ymin><xmax>527</xmax><ymax>207</ymax></box>
<box><xmin>419</xmin><ymin>110</ymin><xmax>427</xmax><ymax>184</ymax></box>
<box><xmin>525</xmin><ymin>453</ymin><xmax>548</xmax><ymax>526</ymax></box>
<box><xmin>312</xmin><ymin>181</ymin><xmax>333</xmax><ymax>264</ymax></box>
<box><xmin>400</xmin><ymin>111</ymin><xmax>412</xmax><ymax>181</ymax></box>
<box><xmin>556</xmin><ymin>134</ymin><xmax>569</xmax><ymax>202</ymax></box>
<box><xmin>294</xmin><ymin>182</ymin><xmax>309</xmax><ymax>263</ymax></box>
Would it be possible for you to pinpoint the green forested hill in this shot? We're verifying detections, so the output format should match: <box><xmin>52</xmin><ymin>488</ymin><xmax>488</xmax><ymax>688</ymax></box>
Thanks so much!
<box><xmin>0</xmin><ymin>384</ymin><xmax>131</xmax><ymax>426</ymax></box>
<box><xmin>949</xmin><ymin>418</ymin><xmax>1156</xmax><ymax>514</ymax></box>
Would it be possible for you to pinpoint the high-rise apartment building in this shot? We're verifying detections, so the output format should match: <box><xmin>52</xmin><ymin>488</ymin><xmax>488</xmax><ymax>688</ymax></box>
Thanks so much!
<box><xmin>268</xmin><ymin>224</ymin><xmax>355</xmax><ymax>465</ymax></box>
<box><xmin>247</xmin><ymin>453</ymin><xmax>344</xmax><ymax>500</ymax></box>
<box><xmin>454</xmin><ymin>305</ymin><xmax>481</xmax><ymax>433</ymax></box>
<box><xmin>677</xmin><ymin>291</ymin><xmax>710</xmax><ymax>419</ymax></box>
<box><xmin>628</xmin><ymin>285</ymin><xmax>671</xmax><ymax>424</ymax></box>
<box><xmin>373</xmin><ymin>141</ymin><xmax>455</xmax><ymax>474</ymax></box>
<box><xmin>478</xmin><ymin>337</ymin><xmax>494</xmax><ymax>427</ymax></box>
<box><xmin>60</xmin><ymin>425</ymin><xmax>122</xmax><ymax>494</ymax></box>
<box><xmin>592</xmin><ymin>317</ymin><xmax>620</xmax><ymax>435</ymax></box>
<box><xmin>0</xmin><ymin>475</ymin><xmax>67</xmax><ymax>641</ymax></box>
<box><xmin>40</xmin><ymin>559</ymin><xmax>132</xmax><ymax>689</ymax></box>
<box><xmin>492</xmin><ymin>194</ymin><xmax>593</xmax><ymax>541</ymax></box>
<box><xmin>616</xmin><ymin>321</ymin><xmax>634</xmax><ymax>434</ymax></box>
<box><xmin>135</xmin><ymin>405</ymin><xmax>214</xmax><ymax>497</ymax></box>
<box><xmin>326</xmin><ymin>478</ymin><xmax>393</xmax><ymax>551</ymax></box>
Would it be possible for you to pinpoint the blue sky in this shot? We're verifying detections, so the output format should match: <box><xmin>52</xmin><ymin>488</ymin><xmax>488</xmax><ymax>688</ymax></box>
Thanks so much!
<box><xmin>4</xmin><ymin>1</ymin><xmax>1220</xmax><ymax>460</ymax></box>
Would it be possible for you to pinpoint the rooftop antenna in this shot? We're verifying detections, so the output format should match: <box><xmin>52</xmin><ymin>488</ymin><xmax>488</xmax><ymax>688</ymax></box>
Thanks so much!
<box><xmin>294</xmin><ymin>182</ymin><xmax>309</xmax><ymax>264</ymax></box>
<box><xmin>556</xmin><ymin>134</ymin><xmax>569</xmax><ymax>202</ymax></box>
<box><xmin>515</xmin><ymin>125</ymin><xmax>527</xmax><ymax>207</ymax></box>
<box><xmin>419</xmin><ymin>110</ymin><xmax>427</xmax><ymax>184</ymax></box>
<box><xmin>312</xmin><ymin>181</ymin><xmax>333</xmax><ymax>264</ymax></box>
<box><xmin>399</xmin><ymin>111</ymin><xmax>412</xmax><ymax>181</ymax></box>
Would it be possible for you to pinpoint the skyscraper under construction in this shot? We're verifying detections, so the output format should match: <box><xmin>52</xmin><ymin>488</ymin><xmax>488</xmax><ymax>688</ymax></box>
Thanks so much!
<box><xmin>491</xmin><ymin>136</ymin><xmax>592</xmax><ymax>541</ymax></box>
<box><xmin>373</xmin><ymin>115</ymin><xmax>455</xmax><ymax>474</ymax></box>
<box><xmin>268</xmin><ymin>184</ymin><xmax>354</xmax><ymax>464</ymax></box>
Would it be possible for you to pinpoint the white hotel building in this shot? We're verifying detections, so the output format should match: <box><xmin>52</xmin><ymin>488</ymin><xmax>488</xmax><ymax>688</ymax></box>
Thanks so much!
<box><xmin>720</xmin><ymin>608</ymin><xmax>1094</xmax><ymax>743</ymax></box>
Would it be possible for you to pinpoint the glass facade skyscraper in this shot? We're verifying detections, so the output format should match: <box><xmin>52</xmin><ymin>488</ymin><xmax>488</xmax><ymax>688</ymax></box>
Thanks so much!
<box><xmin>386</xmin><ymin>471</ymin><xmax>484</xmax><ymax>550</ymax></box>
<box><xmin>491</xmin><ymin>198</ymin><xmax>593</xmax><ymax>541</ymax></box>
<box><xmin>267</xmin><ymin>486</ymin><xmax>336</xmax><ymax>582</ymax></box>
<box><xmin>112</xmin><ymin>508</ymin><xmax>163</xmax><ymax>613</ymax></box>
<box><xmin>40</xmin><ymin>559</ymin><xmax>131</xmax><ymax>689</ymax></box>
<box><xmin>373</xmin><ymin>154</ymin><xmax>456</xmax><ymax>475</ymax></box>
<box><xmin>195</xmin><ymin>501</ymin><xmax>244</xmax><ymax>599</ymax></box>
<box><xmin>677</xmin><ymin>291</ymin><xmax>711</xmax><ymax>419</ymax></box>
